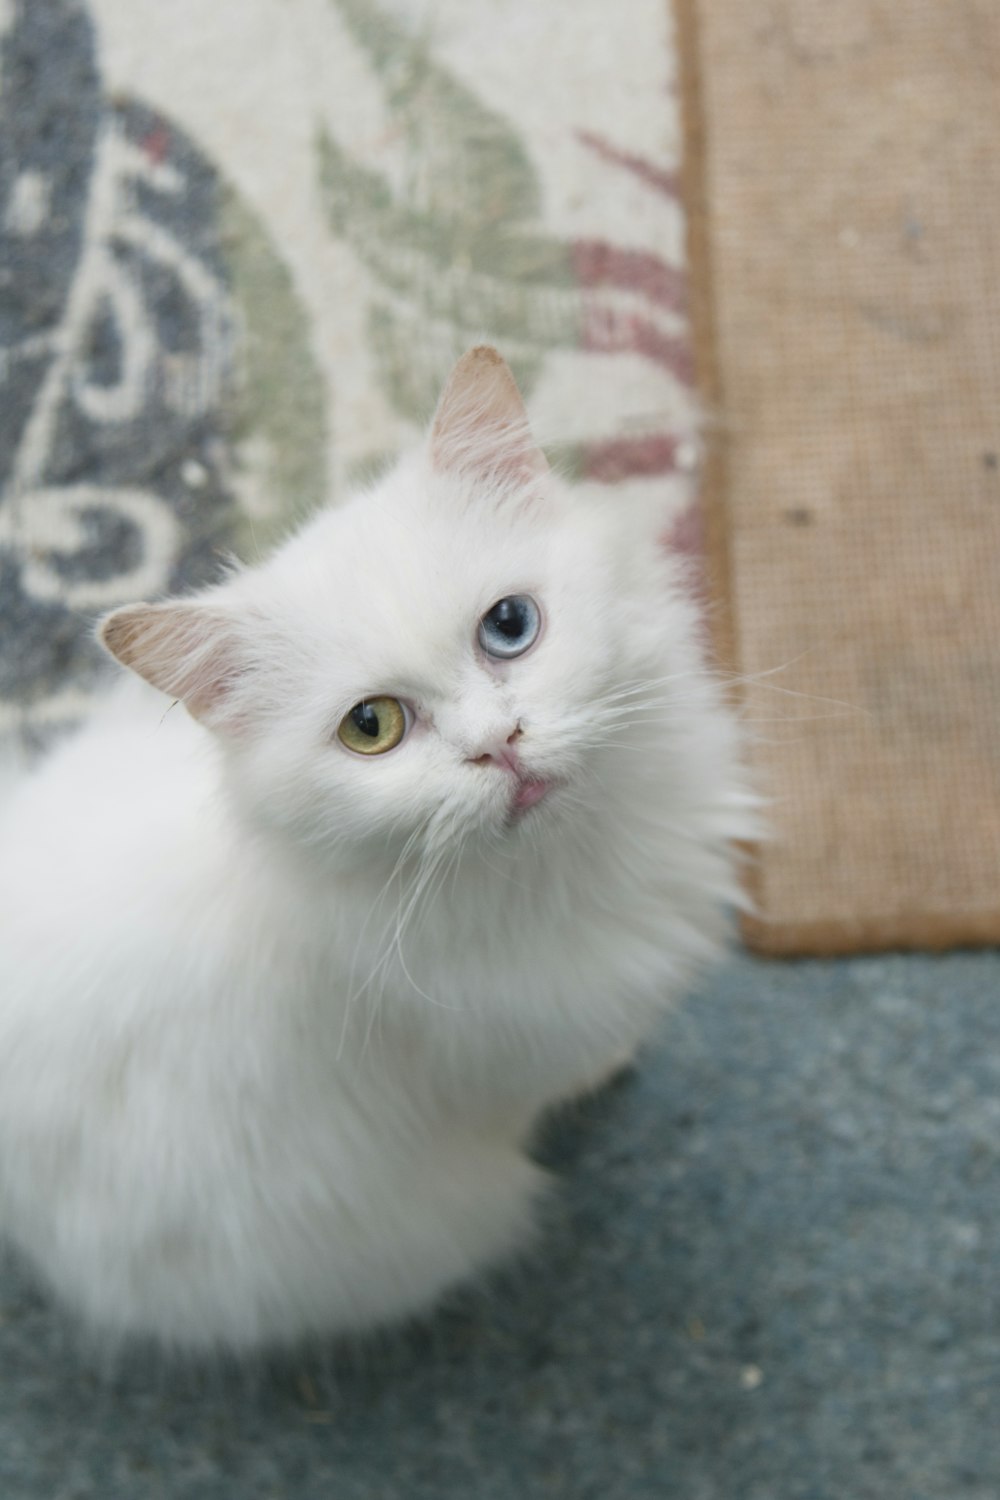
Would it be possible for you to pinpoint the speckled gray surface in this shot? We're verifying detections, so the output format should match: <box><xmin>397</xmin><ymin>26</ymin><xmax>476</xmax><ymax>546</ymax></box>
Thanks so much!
<box><xmin>2</xmin><ymin>949</ymin><xmax>997</xmax><ymax>1500</ymax></box>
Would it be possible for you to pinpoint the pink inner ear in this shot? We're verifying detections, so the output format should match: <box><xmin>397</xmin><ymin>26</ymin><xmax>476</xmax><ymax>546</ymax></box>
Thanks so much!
<box><xmin>430</xmin><ymin>345</ymin><xmax>549</xmax><ymax>483</ymax></box>
<box><xmin>99</xmin><ymin>602</ymin><xmax>245</xmax><ymax>728</ymax></box>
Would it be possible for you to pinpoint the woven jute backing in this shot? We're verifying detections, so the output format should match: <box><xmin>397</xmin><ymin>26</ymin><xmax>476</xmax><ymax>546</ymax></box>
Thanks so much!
<box><xmin>674</xmin><ymin>0</ymin><xmax>1000</xmax><ymax>954</ymax></box>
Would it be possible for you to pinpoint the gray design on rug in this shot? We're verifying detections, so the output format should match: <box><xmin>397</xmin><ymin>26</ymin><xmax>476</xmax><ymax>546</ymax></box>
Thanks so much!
<box><xmin>1</xmin><ymin>0</ymin><xmax>249</xmax><ymax>737</ymax></box>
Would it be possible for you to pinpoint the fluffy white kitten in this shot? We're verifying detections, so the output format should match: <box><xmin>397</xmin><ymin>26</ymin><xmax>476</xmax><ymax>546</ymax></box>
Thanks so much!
<box><xmin>0</xmin><ymin>348</ymin><xmax>753</xmax><ymax>1352</ymax></box>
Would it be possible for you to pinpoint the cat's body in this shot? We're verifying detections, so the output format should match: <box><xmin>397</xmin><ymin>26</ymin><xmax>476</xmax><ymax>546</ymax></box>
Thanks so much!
<box><xmin>0</xmin><ymin>350</ymin><xmax>753</xmax><ymax>1352</ymax></box>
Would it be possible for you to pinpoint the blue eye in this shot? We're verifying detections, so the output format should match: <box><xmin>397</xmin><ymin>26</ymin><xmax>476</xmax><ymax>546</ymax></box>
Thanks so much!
<box><xmin>478</xmin><ymin>595</ymin><xmax>541</xmax><ymax>660</ymax></box>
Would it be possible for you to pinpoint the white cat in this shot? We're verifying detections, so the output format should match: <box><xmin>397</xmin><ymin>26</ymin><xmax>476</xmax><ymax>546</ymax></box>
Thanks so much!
<box><xmin>0</xmin><ymin>348</ymin><xmax>754</xmax><ymax>1352</ymax></box>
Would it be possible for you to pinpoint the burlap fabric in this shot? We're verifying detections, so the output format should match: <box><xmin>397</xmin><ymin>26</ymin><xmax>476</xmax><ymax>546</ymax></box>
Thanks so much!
<box><xmin>677</xmin><ymin>0</ymin><xmax>1000</xmax><ymax>954</ymax></box>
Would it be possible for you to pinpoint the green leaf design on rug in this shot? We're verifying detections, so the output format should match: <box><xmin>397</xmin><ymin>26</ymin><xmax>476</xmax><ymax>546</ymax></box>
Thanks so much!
<box><xmin>320</xmin><ymin>0</ymin><xmax>583</xmax><ymax>425</ymax></box>
<box><xmin>219</xmin><ymin>187</ymin><xmax>328</xmax><ymax>551</ymax></box>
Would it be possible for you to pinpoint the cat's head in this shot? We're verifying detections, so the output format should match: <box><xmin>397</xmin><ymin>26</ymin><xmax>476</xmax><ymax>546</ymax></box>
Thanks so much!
<box><xmin>100</xmin><ymin>348</ymin><xmax>688</xmax><ymax>869</ymax></box>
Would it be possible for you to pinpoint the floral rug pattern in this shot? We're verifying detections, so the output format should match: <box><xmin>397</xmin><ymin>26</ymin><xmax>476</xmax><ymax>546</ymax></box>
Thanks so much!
<box><xmin>0</xmin><ymin>0</ymin><xmax>693</xmax><ymax>739</ymax></box>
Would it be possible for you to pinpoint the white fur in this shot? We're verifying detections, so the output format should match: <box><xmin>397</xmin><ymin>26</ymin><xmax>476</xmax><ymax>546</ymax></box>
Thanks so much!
<box><xmin>0</xmin><ymin>382</ymin><xmax>754</xmax><ymax>1353</ymax></box>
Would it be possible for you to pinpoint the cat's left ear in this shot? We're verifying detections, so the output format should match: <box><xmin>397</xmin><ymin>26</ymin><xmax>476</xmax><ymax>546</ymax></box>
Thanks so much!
<box><xmin>430</xmin><ymin>345</ymin><xmax>549</xmax><ymax>485</ymax></box>
<box><xmin>99</xmin><ymin>599</ymin><xmax>250</xmax><ymax>732</ymax></box>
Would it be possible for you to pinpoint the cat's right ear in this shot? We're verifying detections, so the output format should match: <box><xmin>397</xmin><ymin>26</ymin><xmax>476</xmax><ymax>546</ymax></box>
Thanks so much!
<box><xmin>430</xmin><ymin>345</ymin><xmax>548</xmax><ymax>485</ymax></box>
<box><xmin>99</xmin><ymin>600</ymin><xmax>248</xmax><ymax>731</ymax></box>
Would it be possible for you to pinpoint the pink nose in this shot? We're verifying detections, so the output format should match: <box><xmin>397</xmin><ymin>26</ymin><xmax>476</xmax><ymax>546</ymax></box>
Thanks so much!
<box><xmin>469</xmin><ymin>724</ymin><xmax>523</xmax><ymax>774</ymax></box>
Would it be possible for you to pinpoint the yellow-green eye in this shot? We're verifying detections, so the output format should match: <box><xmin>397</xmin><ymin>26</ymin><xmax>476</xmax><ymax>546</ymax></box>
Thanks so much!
<box><xmin>337</xmin><ymin>697</ymin><xmax>408</xmax><ymax>756</ymax></box>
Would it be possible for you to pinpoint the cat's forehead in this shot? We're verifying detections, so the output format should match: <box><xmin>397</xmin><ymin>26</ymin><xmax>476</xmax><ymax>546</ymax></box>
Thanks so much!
<box><xmin>265</xmin><ymin>474</ymin><xmax>551</xmax><ymax>686</ymax></box>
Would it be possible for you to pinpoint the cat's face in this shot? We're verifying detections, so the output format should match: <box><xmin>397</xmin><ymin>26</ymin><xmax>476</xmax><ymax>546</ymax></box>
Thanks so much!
<box><xmin>217</xmin><ymin>461</ymin><xmax>628</xmax><ymax>864</ymax></box>
<box><xmin>100</xmin><ymin>348</ymin><xmax>672</xmax><ymax>869</ymax></box>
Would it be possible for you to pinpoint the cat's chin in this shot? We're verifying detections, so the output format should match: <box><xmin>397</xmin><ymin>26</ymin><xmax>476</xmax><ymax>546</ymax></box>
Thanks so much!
<box><xmin>510</xmin><ymin>777</ymin><xmax>553</xmax><ymax>816</ymax></box>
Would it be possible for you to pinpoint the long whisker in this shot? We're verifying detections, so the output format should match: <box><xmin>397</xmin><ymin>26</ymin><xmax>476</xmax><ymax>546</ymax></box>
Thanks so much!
<box><xmin>592</xmin><ymin>653</ymin><xmax>872</xmax><ymax>720</ymax></box>
<box><xmin>365</xmin><ymin>862</ymin><xmax>470</xmax><ymax>1102</ymax></box>
<box><xmin>338</xmin><ymin>815</ymin><xmax>434</xmax><ymax>1060</ymax></box>
<box><xmin>383</xmin><ymin>839</ymin><xmax>465</xmax><ymax>1016</ymax></box>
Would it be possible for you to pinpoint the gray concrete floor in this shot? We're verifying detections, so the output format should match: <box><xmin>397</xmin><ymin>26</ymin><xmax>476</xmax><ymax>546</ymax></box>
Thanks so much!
<box><xmin>2</xmin><ymin>950</ymin><xmax>998</xmax><ymax>1500</ymax></box>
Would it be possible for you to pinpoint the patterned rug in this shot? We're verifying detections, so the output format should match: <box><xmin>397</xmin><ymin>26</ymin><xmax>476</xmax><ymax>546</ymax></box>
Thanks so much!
<box><xmin>0</xmin><ymin>0</ymin><xmax>696</xmax><ymax>745</ymax></box>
